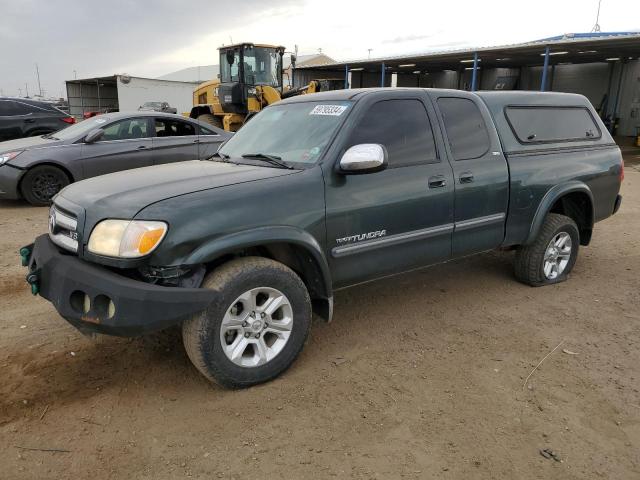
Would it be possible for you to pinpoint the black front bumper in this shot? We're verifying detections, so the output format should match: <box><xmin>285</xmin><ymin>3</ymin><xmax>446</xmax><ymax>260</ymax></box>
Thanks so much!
<box><xmin>23</xmin><ymin>235</ymin><xmax>215</xmax><ymax>336</ymax></box>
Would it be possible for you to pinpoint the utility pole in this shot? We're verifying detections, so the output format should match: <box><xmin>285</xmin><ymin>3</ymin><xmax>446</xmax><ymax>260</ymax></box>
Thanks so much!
<box><xmin>25</xmin><ymin>83</ymin><xmax>29</xmax><ymax>98</ymax></box>
<box><xmin>18</xmin><ymin>88</ymin><xmax>22</xmax><ymax>97</ymax></box>
<box><xmin>591</xmin><ymin>0</ymin><xmax>602</xmax><ymax>32</ymax></box>
<box><xmin>35</xmin><ymin>63</ymin><xmax>42</xmax><ymax>97</ymax></box>
<box><xmin>73</xmin><ymin>70</ymin><xmax>77</xmax><ymax>79</ymax></box>
<box><xmin>368</xmin><ymin>48</ymin><xmax>373</xmax><ymax>59</ymax></box>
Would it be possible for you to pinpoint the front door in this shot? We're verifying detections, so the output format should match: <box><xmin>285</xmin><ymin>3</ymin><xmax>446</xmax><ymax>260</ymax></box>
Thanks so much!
<box><xmin>81</xmin><ymin>117</ymin><xmax>153</xmax><ymax>178</ymax></box>
<box><xmin>323</xmin><ymin>95</ymin><xmax>455</xmax><ymax>288</ymax></box>
<box><xmin>431</xmin><ymin>92</ymin><xmax>509</xmax><ymax>256</ymax></box>
<box><xmin>152</xmin><ymin>117</ymin><xmax>199</xmax><ymax>165</ymax></box>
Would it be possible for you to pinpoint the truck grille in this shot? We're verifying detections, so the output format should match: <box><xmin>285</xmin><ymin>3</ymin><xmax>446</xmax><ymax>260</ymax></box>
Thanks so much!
<box><xmin>48</xmin><ymin>205</ymin><xmax>79</xmax><ymax>253</ymax></box>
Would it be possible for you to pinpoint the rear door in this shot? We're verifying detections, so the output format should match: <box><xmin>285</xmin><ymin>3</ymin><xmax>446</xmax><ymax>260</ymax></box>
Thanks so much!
<box><xmin>430</xmin><ymin>92</ymin><xmax>509</xmax><ymax>256</ymax></box>
<box><xmin>81</xmin><ymin>117</ymin><xmax>153</xmax><ymax>178</ymax></box>
<box><xmin>324</xmin><ymin>93</ymin><xmax>455</xmax><ymax>288</ymax></box>
<box><xmin>151</xmin><ymin>117</ymin><xmax>199</xmax><ymax>165</ymax></box>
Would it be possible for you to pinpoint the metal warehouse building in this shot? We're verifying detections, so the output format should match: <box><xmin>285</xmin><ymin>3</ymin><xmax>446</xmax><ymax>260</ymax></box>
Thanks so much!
<box><xmin>65</xmin><ymin>75</ymin><xmax>199</xmax><ymax>119</ymax></box>
<box><xmin>293</xmin><ymin>32</ymin><xmax>640</xmax><ymax>138</ymax></box>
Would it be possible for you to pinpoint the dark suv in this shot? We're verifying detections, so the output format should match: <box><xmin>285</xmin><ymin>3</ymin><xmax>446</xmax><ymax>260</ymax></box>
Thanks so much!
<box><xmin>0</xmin><ymin>97</ymin><xmax>75</xmax><ymax>141</ymax></box>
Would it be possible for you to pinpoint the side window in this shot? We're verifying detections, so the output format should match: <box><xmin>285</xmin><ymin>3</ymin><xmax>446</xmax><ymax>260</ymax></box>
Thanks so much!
<box><xmin>0</xmin><ymin>100</ymin><xmax>28</xmax><ymax>116</ymax></box>
<box><xmin>155</xmin><ymin>119</ymin><xmax>196</xmax><ymax>137</ymax></box>
<box><xmin>199</xmin><ymin>125</ymin><xmax>219</xmax><ymax>136</ymax></box>
<box><xmin>0</xmin><ymin>100</ymin><xmax>18</xmax><ymax>116</ymax></box>
<box><xmin>198</xmin><ymin>92</ymin><xmax>207</xmax><ymax>104</ymax></box>
<box><xmin>348</xmin><ymin>99</ymin><xmax>438</xmax><ymax>167</ymax></box>
<box><xmin>505</xmin><ymin>106</ymin><xmax>601</xmax><ymax>143</ymax></box>
<box><xmin>101</xmin><ymin>118</ymin><xmax>149</xmax><ymax>141</ymax></box>
<box><xmin>437</xmin><ymin>97</ymin><xmax>491</xmax><ymax>160</ymax></box>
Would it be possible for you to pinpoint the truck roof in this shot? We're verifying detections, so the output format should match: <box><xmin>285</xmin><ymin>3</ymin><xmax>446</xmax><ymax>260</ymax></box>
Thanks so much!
<box><xmin>279</xmin><ymin>88</ymin><xmax>614</xmax><ymax>153</ymax></box>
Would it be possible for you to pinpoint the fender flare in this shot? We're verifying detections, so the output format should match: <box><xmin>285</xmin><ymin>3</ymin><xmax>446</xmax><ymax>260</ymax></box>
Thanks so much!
<box><xmin>525</xmin><ymin>181</ymin><xmax>594</xmax><ymax>245</ymax></box>
<box><xmin>183</xmin><ymin>226</ymin><xmax>333</xmax><ymax>299</ymax></box>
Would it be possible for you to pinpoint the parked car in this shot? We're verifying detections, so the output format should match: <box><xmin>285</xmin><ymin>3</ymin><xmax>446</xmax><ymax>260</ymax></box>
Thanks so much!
<box><xmin>0</xmin><ymin>97</ymin><xmax>75</xmax><ymax>141</ymax></box>
<box><xmin>0</xmin><ymin>111</ymin><xmax>230</xmax><ymax>205</ymax></box>
<box><xmin>138</xmin><ymin>102</ymin><xmax>177</xmax><ymax>114</ymax></box>
<box><xmin>21</xmin><ymin>88</ymin><xmax>623</xmax><ymax>388</ymax></box>
<box><xmin>82</xmin><ymin>108</ymin><xmax>118</xmax><ymax>120</ymax></box>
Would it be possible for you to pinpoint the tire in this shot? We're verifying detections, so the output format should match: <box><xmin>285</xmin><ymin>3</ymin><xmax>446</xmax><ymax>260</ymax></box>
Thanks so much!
<box><xmin>182</xmin><ymin>257</ymin><xmax>312</xmax><ymax>388</ymax></box>
<box><xmin>514</xmin><ymin>213</ymin><xmax>580</xmax><ymax>287</ymax></box>
<box><xmin>197</xmin><ymin>113</ymin><xmax>224</xmax><ymax>130</ymax></box>
<box><xmin>20</xmin><ymin>165</ymin><xmax>70</xmax><ymax>206</ymax></box>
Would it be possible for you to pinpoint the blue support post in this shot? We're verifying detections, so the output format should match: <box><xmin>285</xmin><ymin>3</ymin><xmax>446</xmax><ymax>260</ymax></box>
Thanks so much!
<box><xmin>471</xmin><ymin>52</ymin><xmax>479</xmax><ymax>91</ymax></box>
<box><xmin>381</xmin><ymin>62</ymin><xmax>385</xmax><ymax>87</ymax></box>
<box><xmin>540</xmin><ymin>46</ymin><xmax>550</xmax><ymax>91</ymax></box>
<box><xmin>344</xmin><ymin>64</ymin><xmax>349</xmax><ymax>89</ymax></box>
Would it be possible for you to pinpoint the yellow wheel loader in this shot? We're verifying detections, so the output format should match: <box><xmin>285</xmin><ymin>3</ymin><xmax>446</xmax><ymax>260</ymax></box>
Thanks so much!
<box><xmin>189</xmin><ymin>43</ymin><xmax>342</xmax><ymax>132</ymax></box>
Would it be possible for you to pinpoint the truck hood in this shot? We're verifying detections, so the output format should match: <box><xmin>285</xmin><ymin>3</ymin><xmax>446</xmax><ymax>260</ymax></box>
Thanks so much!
<box><xmin>56</xmin><ymin>160</ymin><xmax>299</xmax><ymax>219</ymax></box>
<box><xmin>0</xmin><ymin>135</ymin><xmax>65</xmax><ymax>153</ymax></box>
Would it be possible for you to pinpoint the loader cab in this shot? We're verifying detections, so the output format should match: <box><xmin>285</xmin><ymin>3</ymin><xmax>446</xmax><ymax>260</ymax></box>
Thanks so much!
<box><xmin>218</xmin><ymin>43</ymin><xmax>285</xmax><ymax>114</ymax></box>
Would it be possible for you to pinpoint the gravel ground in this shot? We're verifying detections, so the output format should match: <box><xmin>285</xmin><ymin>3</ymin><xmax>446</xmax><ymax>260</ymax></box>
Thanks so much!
<box><xmin>0</xmin><ymin>155</ymin><xmax>638</xmax><ymax>479</ymax></box>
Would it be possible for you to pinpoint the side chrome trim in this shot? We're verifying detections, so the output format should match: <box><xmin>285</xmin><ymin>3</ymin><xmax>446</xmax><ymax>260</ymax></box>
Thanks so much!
<box><xmin>454</xmin><ymin>213</ymin><xmax>505</xmax><ymax>232</ymax></box>
<box><xmin>332</xmin><ymin>224</ymin><xmax>454</xmax><ymax>258</ymax></box>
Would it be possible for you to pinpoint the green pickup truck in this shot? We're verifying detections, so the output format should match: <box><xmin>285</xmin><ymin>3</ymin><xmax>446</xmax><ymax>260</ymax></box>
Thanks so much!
<box><xmin>22</xmin><ymin>88</ymin><xmax>623</xmax><ymax>388</ymax></box>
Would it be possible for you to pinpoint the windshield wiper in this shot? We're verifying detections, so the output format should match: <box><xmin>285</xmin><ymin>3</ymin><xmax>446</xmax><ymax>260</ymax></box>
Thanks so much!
<box><xmin>241</xmin><ymin>153</ymin><xmax>293</xmax><ymax>170</ymax></box>
<box><xmin>207</xmin><ymin>151</ymin><xmax>232</xmax><ymax>162</ymax></box>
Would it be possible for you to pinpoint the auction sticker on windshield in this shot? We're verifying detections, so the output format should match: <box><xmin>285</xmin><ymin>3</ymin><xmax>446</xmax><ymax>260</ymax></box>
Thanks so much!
<box><xmin>309</xmin><ymin>105</ymin><xmax>348</xmax><ymax>116</ymax></box>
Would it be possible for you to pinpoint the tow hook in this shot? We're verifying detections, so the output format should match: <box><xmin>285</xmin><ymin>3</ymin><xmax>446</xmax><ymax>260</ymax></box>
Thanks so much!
<box><xmin>19</xmin><ymin>245</ymin><xmax>32</xmax><ymax>267</ymax></box>
<box><xmin>20</xmin><ymin>244</ymin><xmax>39</xmax><ymax>295</ymax></box>
<box><xmin>26</xmin><ymin>272</ymin><xmax>40</xmax><ymax>295</ymax></box>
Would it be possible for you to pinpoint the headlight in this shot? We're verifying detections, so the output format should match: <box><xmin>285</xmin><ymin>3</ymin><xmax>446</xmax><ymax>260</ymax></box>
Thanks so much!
<box><xmin>0</xmin><ymin>151</ymin><xmax>23</xmax><ymax>165</ymax></box>
<box><xmin>88</xmin><ymin>219</ymin><xmax>168</xmax><ymax>258</ymax></box>
<box><xmin>247</xmin><ymin>87</ymin><xmax>257</xmax><ymax>95</ymax></box>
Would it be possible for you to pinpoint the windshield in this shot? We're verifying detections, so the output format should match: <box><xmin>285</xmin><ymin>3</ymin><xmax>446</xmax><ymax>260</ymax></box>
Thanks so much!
<box><xmin>142</xmin><ymin>102</ymin><xmax>162</xmax><ymax>108</ymax></box>
<box><xmin>220</xmin><ymin>46</ymin><xmax>281</xmax><ymax>88</ymax></box>
<box><xmin>244</xmin><ymin>46</ymin><xmax>281</xmax><ymax>87</ymax></box>
<box><xmin>51</xmin><ymin>116</ymin><xmax>113</xmax><ymax>141</ymax></box>
<box><xmin>219</xmin><ymin>101</ymin><xmax>351</xmax><ymax>166</ymax></box>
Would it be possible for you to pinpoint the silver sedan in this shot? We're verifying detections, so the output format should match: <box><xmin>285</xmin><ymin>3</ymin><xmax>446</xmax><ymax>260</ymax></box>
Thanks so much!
<box><xmin>0</xmin><ymin>111</ymin><xmax>231</xmax><ymax>205</ymax></box>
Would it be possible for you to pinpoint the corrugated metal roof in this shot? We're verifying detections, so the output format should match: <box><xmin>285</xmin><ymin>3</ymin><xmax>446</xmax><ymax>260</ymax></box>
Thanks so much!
<box><xmin>295</xmin><ymin>31</ymin><xmax>640</xmax><ymax>69</ymax></box>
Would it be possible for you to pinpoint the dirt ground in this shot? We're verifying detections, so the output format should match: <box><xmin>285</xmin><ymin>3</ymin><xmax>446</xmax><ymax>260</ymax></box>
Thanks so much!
<box><xmin>1</xmin><ymin>155</ymin><xmax>639</xmax><ymax>480</ymax></box>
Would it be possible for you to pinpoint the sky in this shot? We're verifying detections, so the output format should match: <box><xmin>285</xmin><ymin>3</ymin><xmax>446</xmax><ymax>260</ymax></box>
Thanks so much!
<box><xmin>0</xmin><ymin>0</ymin><xmax>637</xmax><ymax>99</ymax></box>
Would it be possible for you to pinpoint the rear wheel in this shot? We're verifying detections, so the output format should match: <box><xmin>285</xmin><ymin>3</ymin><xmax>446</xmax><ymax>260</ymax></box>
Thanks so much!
<box><xmin>514</xmin><ymin>213</ymin><xmax>579</xmax><ymax>286</ymax></box>
<box><xmin>197</xmin><ymin>113</ymin><xmax>224</xmax><ymax>130</ymax></box>
<box><xmin>182</xmin><ymin>257</ymin><xmax>312</xmax><ymax>388</ymax></box>
<box><xmin>20</xmin><ymin>165</ymin><xmax>70</xmax><ymax>206</ymax></box>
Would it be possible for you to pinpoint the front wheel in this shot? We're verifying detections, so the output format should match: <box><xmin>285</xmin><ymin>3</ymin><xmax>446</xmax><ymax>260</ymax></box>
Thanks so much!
<box><xmin>514</xmin><ymin>213</ymin><xmax>580</xmax><ymax>286</ymax></box>
<box><xmin>20</xmin><ymin>165</ymin><xmax>70</xmax><ymax>206</ymax></box>
<box><xmin>182</xmin><ymin>257</ymin><xmax>312</xmax><ymax>388</ymax></box>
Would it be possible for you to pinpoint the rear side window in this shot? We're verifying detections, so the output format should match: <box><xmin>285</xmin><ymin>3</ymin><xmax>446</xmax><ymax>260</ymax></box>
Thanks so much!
<box><xmin>348</xmin><ymin>99</ymin><xmax>437</xmax><ymax>167</ymax></box>
<box><xmin>155</xmin><ymin>118</ymin><xmax>196</xmax><ymax>137</ymax></box>
<box><xmin>505</xmin><ymin>106</ymin><xmax>601</xmax><ymax>144</ymax></box>
<box><xmin>437</xmin><ymin>97</ymin><xmax>491</xmax><ymax>160</ymax></box>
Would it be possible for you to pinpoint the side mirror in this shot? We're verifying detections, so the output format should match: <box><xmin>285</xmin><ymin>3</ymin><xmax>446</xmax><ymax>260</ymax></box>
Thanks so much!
<box><xmin>84</xmin><ymin>128</ymin><xmax>104</xmax><ymax>144</ymax></box>
<box><xmin>290</xmin><ymin>54</ymin><xmax>297</xmax><ymax>68</ymax></box>
<box><xmin>339</xmin><ymin>144</ymin><xmax>387</xmax><ymax>174</ymax></box>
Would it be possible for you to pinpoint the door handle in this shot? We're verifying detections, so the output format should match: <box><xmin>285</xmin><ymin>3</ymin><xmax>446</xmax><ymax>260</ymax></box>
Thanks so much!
<box><xmin>193</xmin><ymin>138</ymin><xmax>200</xmax><ymax>144</ymax></box>
<box><xmin>24</xmin><ymin>118</ymin><xmax>35</xmax><ymax>123</ymax></box>
<box><xmin>459</xmin><ymin>172</ymin><xmax>474</xmax><ymax>184</ymax></box>
<box><xmin>137</xmin><ymin>145</ymin><xmax>148</xmax><ymax>150</ymax></box>
<box><xmin>428</xmin><ymin>175</ymin><xmax>447</xmax><ymax>188</ymax></box>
